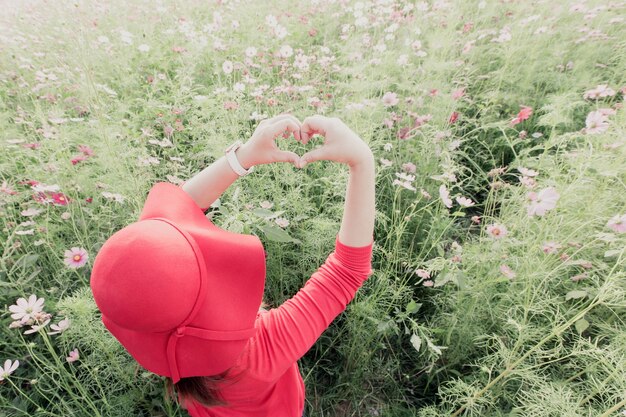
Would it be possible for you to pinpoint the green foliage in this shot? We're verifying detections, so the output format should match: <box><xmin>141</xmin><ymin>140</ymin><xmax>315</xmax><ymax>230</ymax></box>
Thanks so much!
<box><xmin>1</xmin><ymin>0</ymin><xmax>625</xmax><ymax>416</ymax></box>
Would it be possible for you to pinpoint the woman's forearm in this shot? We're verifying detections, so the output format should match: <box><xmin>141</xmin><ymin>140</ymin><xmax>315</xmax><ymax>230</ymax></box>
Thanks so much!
<box><xmin>338</xmin><ymin>154</ymin><xmax>376</xmax><ymax>247</ymax></box>
<box><xmin>180</xmin><ymin>144</ymin><xmax>255</xmax><ymax>210</ymax></box>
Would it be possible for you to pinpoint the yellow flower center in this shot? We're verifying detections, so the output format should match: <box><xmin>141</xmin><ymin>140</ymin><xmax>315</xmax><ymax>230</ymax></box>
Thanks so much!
<box><xmin>73</xmin><ymin>255</ymin><xmax>81</xmax><ymax>261</ymax></box>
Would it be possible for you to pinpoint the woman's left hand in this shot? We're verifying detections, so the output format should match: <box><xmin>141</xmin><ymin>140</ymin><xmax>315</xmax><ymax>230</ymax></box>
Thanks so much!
<box><xmin>237</xmin><ymin>114</ymin><xmax>303</xmax><ymax>168</ymax></box>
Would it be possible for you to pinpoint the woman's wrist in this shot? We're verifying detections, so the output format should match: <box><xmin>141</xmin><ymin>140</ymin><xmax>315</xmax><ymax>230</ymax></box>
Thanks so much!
<box><xmin>348</xmin><ymin>151</ymin><xmax>375</xmax><ymax>171</ymax></box>
<box><xmin>234</xmin><ymin>143</ymin><xmax>255</xmax><ymax>170</ymax></box>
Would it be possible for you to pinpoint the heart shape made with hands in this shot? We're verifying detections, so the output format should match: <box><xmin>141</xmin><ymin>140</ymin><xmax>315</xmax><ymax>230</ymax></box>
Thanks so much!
<box><xmin>250</xmin><ymin>113</ymin><xmax>327</xmax><ymax>169</ymax></box>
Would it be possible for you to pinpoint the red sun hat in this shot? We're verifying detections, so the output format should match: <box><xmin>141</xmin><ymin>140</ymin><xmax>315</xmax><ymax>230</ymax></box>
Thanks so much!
<box><xmin>90</xmin><ymin>182</ymin><xmax>266</xmax><ymax>383</ymax></box>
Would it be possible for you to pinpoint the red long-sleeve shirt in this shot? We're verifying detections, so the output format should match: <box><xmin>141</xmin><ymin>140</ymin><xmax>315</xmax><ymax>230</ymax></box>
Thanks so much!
<box><xmin>179</xmin><ymin>184</ymin><xmax>374</xmax><ymax>417</ymax></box>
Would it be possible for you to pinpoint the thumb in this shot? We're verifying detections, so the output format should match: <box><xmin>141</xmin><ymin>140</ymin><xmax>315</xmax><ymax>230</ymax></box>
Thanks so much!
<box><xmin>276</xmin><ymin>150</ymin><xmax>300</xmax><ymax>165</ymax></box>
<box><xmin>299</xmin><ymin>146</ymin><xmax>326</xmax><ymax>167</ymax></box>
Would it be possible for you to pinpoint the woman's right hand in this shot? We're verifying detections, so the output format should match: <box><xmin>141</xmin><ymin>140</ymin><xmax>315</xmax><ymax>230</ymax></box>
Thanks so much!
<box><xmin>296</xmin><ymin>115</ymin><xmax>373</xmax><ymax>169</ymax></box>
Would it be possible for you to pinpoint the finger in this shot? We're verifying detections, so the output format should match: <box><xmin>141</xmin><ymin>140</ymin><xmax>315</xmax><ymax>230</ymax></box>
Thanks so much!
<box><xmin>274</xmin><ymin>150</ymin><xmax>300</xmax><ymax>165</ymax></box>
<box><xmin>270</xmin><ymin>114</ymin><xmax>302</xmax><ymax>141</ymax></box>
<box><xmin>257</xmin><ymin>113</ymin><xmax>294</xmax><ymax>129</ymax></box>
<box><xmin>265</xmin><ymin>119</ymin><xmax>301</xmax><ymax>141</ymax></box>
<box><xmin>300</xmin><ymin>115</ymin><xmax>332</xmax><ymax>144</ymax></box>
<box><xmin>277</xmin><ymin>122</ymin><xmax>299</xmax><ymax>140</ymax></box>
<box><xmin>268</xmin><ymin>113</ymin><xmax>301</xmax><ymax>127</ymax></box>
<box><xmin>258</xmin><ymin>117</ymin><xmax>271</xmax><ymax>127</ymax></box>
<box><xmin>299</xmin><ymin>145</ymin><xmax>327</xmax><ymax>167</ymax></box>
<box><xmin>266</xmin><ymin>115</ymin><xmax>301</xmax><ymax>140</ymax></box>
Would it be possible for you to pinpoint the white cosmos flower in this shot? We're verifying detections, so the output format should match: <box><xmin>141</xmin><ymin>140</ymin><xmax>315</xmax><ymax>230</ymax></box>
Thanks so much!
<box><xmin>9</xmin><ymin>294</ymin><xmax>45</xmax><ymax>323</ymax></box>
<box><xmin>0</xmin><ymin>360</ymin><xmax>19</xmax><ymax>381</ymax></box>
<box><xmin>48</xmin><ymin>318</ymin><xmax>71</xmax><ymax>335</ymax></box>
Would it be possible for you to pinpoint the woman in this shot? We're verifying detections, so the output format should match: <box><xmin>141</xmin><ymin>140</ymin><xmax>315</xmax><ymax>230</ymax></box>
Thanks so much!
<box><xmin>90</xmin><ymin>114</ymin><xmax>375</xmax><ymax>417</ymax></box>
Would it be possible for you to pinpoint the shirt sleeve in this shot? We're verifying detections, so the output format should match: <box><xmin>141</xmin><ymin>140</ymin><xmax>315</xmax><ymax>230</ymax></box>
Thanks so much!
<box><xmin>243</xmin><ymin>233</ymin><xmax>374</xmax><ymax>382</ymax></box>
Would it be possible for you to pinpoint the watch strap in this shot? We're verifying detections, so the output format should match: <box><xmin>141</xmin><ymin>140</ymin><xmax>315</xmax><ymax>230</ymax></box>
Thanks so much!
<box><xmin>225</xmin><ymin>140</ymin><xmax>254</xmax><ymax>176</ymax></box>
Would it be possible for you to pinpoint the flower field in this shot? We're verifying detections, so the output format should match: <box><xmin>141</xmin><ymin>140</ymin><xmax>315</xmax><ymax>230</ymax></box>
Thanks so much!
<box><xmin>1</xmin><ymin>0</ymin><xmax>625</xmax><ymax>416</ymax></box>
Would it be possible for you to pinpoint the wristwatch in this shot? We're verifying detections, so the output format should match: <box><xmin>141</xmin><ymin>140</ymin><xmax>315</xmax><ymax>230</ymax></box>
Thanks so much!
<box><xmin>224</xmin><ymin>140</ymin><xmax>255</xmax><ymax>176</ymax></box>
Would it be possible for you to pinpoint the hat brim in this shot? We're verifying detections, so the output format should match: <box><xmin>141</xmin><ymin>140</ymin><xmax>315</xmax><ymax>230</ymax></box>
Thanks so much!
<box><xmin>113</xmin><ymin>182</ymin><xmax>266</xmax><ymax>378</ymax></box>
<box><xmin>102</xmin><ymin>313</ymin><xmax>252</xmax><ymax>378</ymax></box>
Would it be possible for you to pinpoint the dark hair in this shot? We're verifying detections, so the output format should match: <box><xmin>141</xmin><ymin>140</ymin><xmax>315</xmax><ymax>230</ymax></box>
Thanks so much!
<box><xmin>165</xmin><ymin>369</ymin><xmax>233</xmax><ymax>408</ymax></box>
<box><xmin>166</xmin><ymin>299</ymin><xmax>271</xmax><ymax>408</ymax></box>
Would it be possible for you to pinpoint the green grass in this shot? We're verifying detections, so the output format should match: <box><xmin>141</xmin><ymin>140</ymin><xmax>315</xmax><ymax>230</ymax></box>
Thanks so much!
<box><xmin>1</xmin><ymin>0</ymin><xmax>625</xmax><ymax>416</ymax></box>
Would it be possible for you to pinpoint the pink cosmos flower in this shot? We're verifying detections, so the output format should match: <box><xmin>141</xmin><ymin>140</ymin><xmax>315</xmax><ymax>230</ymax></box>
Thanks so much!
<box><xmin>223</xmin><ymin>101</ymin><xmax>239</xmax><ymax>110</ymax></box>
<box><xmin>471</xmin><ymin>215</ymin><xmax>481</xmax><ymax>224</ymax></box>
<box><xmin>455</xmin><ymin>196</ymin><xmax>475</xmax><ymax>207</ymax></box>
<box><xmin>439</xmin><ymin>185</ymin><xmax>453</xmax><ymax>208</ymax></box>
<box><xmin>486</xmin><ymin>223</ymin><xmax>508</xmax><ymax>239</ymax></box>
<box><xmin>64</xmin><ymin>247</ymin><xmax>89</xmax><ymax>269</ymax></box>
<box><xmin>452</xmin><ymin>88</ymin><xmax>465</xmax><ymax>100</ymax></box>
<box><xmin>163</xmin><ymin>124</ymin><xmax>174</xmax><ymax>138</ymax></box>
<box><xmin>279</xmin><ymin>44</ymin><xmax>293</xmax><ymax>58</ymax></box>
<box><xmin>420</xmin><ymin>189</ymin><xmax>432</xmax><ymax>200</ymax></box>
<box><xmin>422</xmin><ymin>280</ymin><xmax>434</xmax><ymax>287</ymax></box>
<box><xmin>222</xmin><ymin>60</ymin><xmax>234</xmax><ymax>74</ymax></box>
<box><xmin>51</xmin><ymin>192</ymin><xmax>70</xmax><ymax>206</ymax></box>
<box><xmin>274</xmin><ymin>217</ymin><xmax>289</xmax><ymax>228</ymax></box>
<box><xmin>1</xmin><ymin>181</ymin><xmax>18</xmax><ymax>195</ymax></box>
<box><xmin>71</xmin><ymin>154</ymin><xmax>89</xmax><ymax>165</ymax></box>
<box><xmin>449</xmin><ymin>139</ymin><xmax>462</xmax><ymax>151</ymax></box>
<box><xmin>0</xmin><ymin>360</ymin><xmax>19</xmax><ymax>381</ymax></box>
<box><xmin>499</xmin><ymin>264</ymin><xmax>516</xmax><ymax>279</ymax></box>
<box><xmin>24</xmin><ymin>142</ymin><xmax>43</xmax><ymax>149</ymax></box>
<box><xmin>9</xmin><ymin>320</ymin><xmax>25</xmax><ymax>329</ymax></box>
<box><xmin>397</xmin><ymin>127</ymin><xmax>411</xmax><ymax>140</ymax></box>
<box><xmin>66</xmin><ymin>349</ymin><xmax>80</xmax><ymax>363</ymax></box>
<box><xmin>517</xmin><ymin>167</ymin><xmax>538</xmax><ymax>177</ymax></box>
<box><xmin>393</xmin><ymin>179</ymin><xmax>416</xmax><ymax>191</ymax></box>
<box><xmin>511</xmin><ymin>106</ymin><xmax>532</xmax><ymax>125</ymax></box>
<box><xmin>413</xmin><ymin>114</ymin><xmax>432</xmax><ymax>128</ymax></box>
<box><xmin>382</xmin><ymin>92</ymin><xmax>399</xmax><ymax>107</ymax></box>
<box><xmin>527</xmin><ymin>187</ymin><xmax>559</xmax><ymax>217</ymax></box>
<box><xmin>462</xmin><ymin>40</ymin><xmax>475</xmax><ymax>54</ymax></box>
<box><xmin>393</xmin><ymin>172</ymin><xmax>417</xmax><ymax>191</ymax></box>
<box><xmin>598</xmin><ymin>107</ymin><xmax>616</xmax><ymax>117</ymax></box>
<box><xmin>584</xmin><ymin>110</ymin><xmax>609</xmax><ymax>134</ymax></box>
<box><xmin>542</xmin><ymin>241</ymin><xmax>562</xmax><ymax>254</ymax></box>
<box><xmin>607</xmin><ymin>213</ymin><xmax>626</xmax><ymax>233</ymax></box>
<box><xmin>415</xmin><ymin>269</ymin><xmax>430</xmax><ymax>279</ymax></box>
<box><xmin>402</xmin><ymin>162</ymin><xmax>416</xmax><ymax>174</ymax></box>
<box><xmin>78</xmin><ymin>145</ymin><xmax>94</xmax><ymax>156</ymax></box>
<box><xmin>520</xmin><ymin>176</ymin><xmax>537</xmax><ymax>189</ymax></box>
<box><xmin>583</xmin><ymin>84</ymin><xmax>616</xmax><ymax>99</ymax></box>
<box><xmin>245</xmin><ymin>46</ymin><xmax>258</xmax><ymax>58</ymax></box>
<box><xmin>379</xmin><ymin>158</ymin><xmax>393</xmax><ymax>167</ymax></box>
<box><xmin>487</xmin><ymin>166</ymin><xmax>506</xmax><ymax>178</ymax></box>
